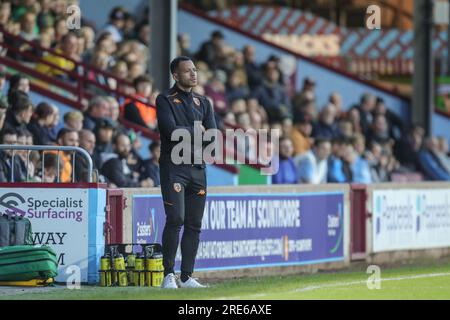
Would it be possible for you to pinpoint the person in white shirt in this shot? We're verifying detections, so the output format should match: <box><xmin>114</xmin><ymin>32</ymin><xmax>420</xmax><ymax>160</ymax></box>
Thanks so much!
<box><xmin>296</xmin><ymin>137</ymin><xmax>331</xmax><ymax>184</ymax></box>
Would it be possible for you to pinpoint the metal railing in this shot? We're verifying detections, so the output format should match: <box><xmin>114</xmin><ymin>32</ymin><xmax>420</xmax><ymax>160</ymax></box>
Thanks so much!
<box><xmin>0</xmin><ymin>145</ymin><xmax>94</xmax><ymax>183</ymax></box>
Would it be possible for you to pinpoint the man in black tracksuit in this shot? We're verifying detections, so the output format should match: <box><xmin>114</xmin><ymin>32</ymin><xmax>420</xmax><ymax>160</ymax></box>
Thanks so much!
<box><xmin>156</xmin><ymin>56</ymin><xmax>216</xmax><ymax>289</ymax></box>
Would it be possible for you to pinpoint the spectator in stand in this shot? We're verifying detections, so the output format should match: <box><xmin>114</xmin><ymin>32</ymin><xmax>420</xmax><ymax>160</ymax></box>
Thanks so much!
<box><xmin>394</xmin><ymin>124</ymin><xmax>424</xmax><ymax>172</ymax></box>
<box><xmin>0</xmin><ymin>128</ymin><xmax>26</xmax><ymax>182</ymax></box>
<box><xmin>297</xmin><ymin>138</ymin><xmax>331</xmax><ymax>184</ymax></box>
<box><xmin>19</xmin><ymin>11</ymin><xmax>38</xmax><ymax>41</ymax></box>
<box><xmin>11</xmin><ymin>0</ymin><xmax>40</xmax><ymax>23</ymax></box>
<box><xmin>253</xmin><ymin>63</ymin><xmax>292</xmax><ymax>123</ymax></box>
<box><xmin>290</xmin><ymin>112</ymin><xmax>313</xmax><ymax>156</ymax></box>
<box><xmin>63</xmin><ymin>110</ymin><xmax>84</xmax><ymax>132</ymax></box>
<box><xmin>41</xmin><ymin>152</ymin><xmax>59</xmax><ymax>183</ymax></box>
<box><xmin>327</xmin><ymin>137</ymin><xmax>349</xmax><ymax>183</ymax></box>
<box><xmin>4</xmin><ymin>92</ymin><xmax>33</xmax><ymax>131</ymax></box>
<box><xmin>83</xmin><ymin>96</ymin><xmax>109</xmax><ymax>131</ymax></box>
<box><xmin>122</xmin><ymin>75</ymin><xmax>156</xmax><ymax>130</ymax></box>
<box><xmin>16</xmin><ymin>127</ymin><xmax>34</xmax><ymax>180</ymax></box>
<box><xmin>205</xmin><ymin>71</ymin><xmax>228</xmax><ymax>117</ymax></box>
<box><xmin>101</xmin><ymin>133</ymin><xmax>154</xmax><ymax>188</ymax></box>
<box><xmin>135</xmin><ymin>22</ymin><xmax>150</xmax><ymax>47</ymax></box>
<box><xmin>93</xmin><ymin>118</ymin><xmax>116</xmax><ymax>169</ymax></box>
<box><xmin>272</xmin><ymin>137</ymin><xmax>298</xmax><ymax>184</ymax></box>
<box><xmin>292</xmin><ymin>77</ymin><xmax>317</xmax><ymax>115</ymax></box>
<box><xmin>356</xmin><ymin>93</ymin><xmax>377</xmax><ymax>135</ymax></box>
<box><xmin>53</xmin><ymin>17</ymin><xmax>68</xmax><ymax>45</ymax></box>
<box><xmin>341</xmin><ymin>143</ymin><xmax>372</xmax><ymax>183</ymax></box>
<box><xmin>368</xmin><ymin>142</ymin><xmax>391</xmax><ymax>183</ymax></box>
<box><xmin>196</xmin><ymin>30</ymin><xmax>226</xmax><ymax>71</ymax></box>
<box><xmin>0</xmin><ymin>2</ymin><xmax>11</xmax><ymax>29</ymax></box>
<box><xmin>105</xmin><ymin>96</ymin><xmax>126</xmax><ymax>133</ymax></box>
<box><xmin>347</xmin><ymin>106</ymin><xmax>362</xmax><ymax>135</ymax></box>
<box><xmin>75</xmin><ymin>129</ymin><xmax>102</xmax><ymax>182</ymax></box>
<box><xmin>436</xmin><ymin>137</ymin><xmax>450</xmax><ymax>174</ymax></box>
<box><xmin>36</xmin><ymin>32</ymin><xmax>80</xmax><ymax>80</ymax></box>
<box><xmin>56</xmin><ymin>128</ymin><xmax>79</xmax><ymax>183</ymax></box>
<box><xmin>374</xmin><ymin>97</ymin><xmax>405</xmax><ymax>141</ymax></box>
<box><xmin>140</xmin><ymin>140</ymin><xmax>161</xmax><ymax>187</ymax></box>
<box><xmin>329</xmin><ymin>92</ymin><xmax>344</xmax><ymax>118</ymax></box>
<box><xmin>366</xmin><ymin>113</ymin><xmax>391</xmax><ymax>148</ymax></box>
<box><xmin>312</xmin><ymin>103</ymin><xmax>339</xmax><ymax>140</ymax></box>
<box><xmin>99</xmin><ymin>7</ymin><xmax>127</xmax><ymax>44</ymax></box>
<box><xmin>418</xmin><ymin>137</ymin><xmax>450</xmax><ymax>181</ymax></box>
<box><xmin>337</xmin><ymin>119</ymin><xmax>354</xmax><ymax>140</ymax></box>
<box><xmin>48</xmin><ymin>104</ymin><xmax>60</xmax><ymax>141</ymax></box>
<box><xmin>247</xmin><ymin>97</ymin><xmax>268</xmax><ymax>127</ymax></box>
<box><xmin>243</xmin><ymin>45</ymin><xmax>263</xmax><ymax>90</ymax></box>
<box><xmin>225</xmin><ymin>69</ymin><xmax>249</xmax><ymax>105</ymax></box>
<box><xmin>7</xmin><ymin>73</ymin><xmax>30</xmax><ymax>105</ymax></box>
<box><xmin>177</xmin><ymin>33</ymin><xmax>191</xmax><ymax>57</ymax></box>
<box><xmin>27</xmin><ymin>101</ymin><xmax>55</xmax><ymax>145</ymax></box>
<box><xmin>36</xmin><ymin>0</ymin><xmax>55</xmax><ymax>30</ymax></box>
<box><xmin>352</xmin><ymin>133</ymin><xmax>367</xmax><ymax>158</ymax></box>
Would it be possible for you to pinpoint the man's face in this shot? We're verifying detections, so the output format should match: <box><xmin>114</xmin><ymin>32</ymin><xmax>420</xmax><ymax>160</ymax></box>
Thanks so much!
<box><xmin>62</xmin><ymin>35</ymin><xmax>78</xmax><ymax>55</ymax></box>
<box><xmin>98</xmin><ymin>127</ymin><xmax>113</xmax><ymax>144</ymax></box>
<box><xmin>92</xmin><ymin>100</ymin><xmax>109</xmax><ymax>119</ymax></box>
<box><xmin>315</xmin><ymin>141</ymin><xmax>331</xmax><ymax>161</ymax></box>
<box><xmin>19</xmin><ymin>104</ymin><xmax>33</xmax><ymax>124</ymax></box>
<box><xmin>60</xmin><ymin>132</ymin><xmax>79</xmax><ymax>147</ymax></box>
<box><xmin>279</xmin><ymin>139</ymin><xmax>293</xmax><ymax>159</ymax></box>
<box><xmin>173</xmin><ymin>60</ymin><xmax>197</xmax><ymax>88</ymax></box>
<box><xmin>115</xmin><ymin>135</ymin><xmax>131</xmax><ymax>158</ymax></box>
<box><xmin>80</xmin><ymin>133</ymin><xmax>96</xmax><ymax>155</ymax></box>
<box><xmin>137</xmin><ymin>82</ymin><xmax>152</xmax><ymax>98</ymax></box>
<box><xmin>2</xmin><ymin>134</ymin><xmax>17</xmax><ymax>156</ymax></box>
<box><xmin>18</xmin><ymin>78</ymin><xmax>30</xmax><ymax>93</ymax></box>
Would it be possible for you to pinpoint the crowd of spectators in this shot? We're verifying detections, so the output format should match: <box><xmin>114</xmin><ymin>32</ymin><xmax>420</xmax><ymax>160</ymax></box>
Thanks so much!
<box><xmin>189</xmin><ymin>30</ymin><xmax>450</xmax><ymax>185</ymax></box>
<box><xmin>1</xmin><ymin>1</ymin><xmax>450</xmax><ymax>187</ymax></box>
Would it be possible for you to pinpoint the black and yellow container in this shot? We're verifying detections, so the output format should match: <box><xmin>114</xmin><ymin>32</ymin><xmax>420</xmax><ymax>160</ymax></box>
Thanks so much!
<box><xmin>126</xmin><ymin>253</ymin><xmax>136</xmax><ymax>286</ymax></box>
<box><xmin>149</xmin><ymin>252</ymin><xmax>164</xmax><ymax>287</ymax></box>
<box><xmin>114</xmin><ymin>254</ymin><xmax>128</xmax><ymax>287</ymax></box>
<box><xmin>134</xmin><ymin>254</ymin><xmax>145</xmax><ymax>287</ymax></box>
<box><xmin>99</xmin><ymin>255</ymin><xmax>112</xmax><ymax>287</ymax></box>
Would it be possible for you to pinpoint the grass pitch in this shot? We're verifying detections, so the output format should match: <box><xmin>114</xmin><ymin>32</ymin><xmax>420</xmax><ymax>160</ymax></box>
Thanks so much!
<box><xmin>1</xmin><ymin>258</ymin><xmax>450</xmax><ymax>300</ymax></box>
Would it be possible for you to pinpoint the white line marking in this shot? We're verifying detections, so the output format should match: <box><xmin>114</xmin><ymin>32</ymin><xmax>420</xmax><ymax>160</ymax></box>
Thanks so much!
<box><xmin>215</xmin><ymin>272</ymin><xmax>450</xmax><ymax>300</ymax></box>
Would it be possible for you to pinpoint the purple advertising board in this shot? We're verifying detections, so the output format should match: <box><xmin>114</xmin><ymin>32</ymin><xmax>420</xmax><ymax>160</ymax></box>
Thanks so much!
<box><xmin>133</xmin><ymin>192</ymin><xmax>344</xmax><ymax>271</ymax></box>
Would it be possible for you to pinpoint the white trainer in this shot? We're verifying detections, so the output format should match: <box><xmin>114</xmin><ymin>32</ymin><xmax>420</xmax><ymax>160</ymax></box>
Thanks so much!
<box><xmin>161</xmin><ymin>273</ymin><xmax>178</xmax><ymax>289</ymax></box>
<box><xmin>178</xmin><ymin>277</ymin><xmax>208</xmax><ymax>288</ymax></box>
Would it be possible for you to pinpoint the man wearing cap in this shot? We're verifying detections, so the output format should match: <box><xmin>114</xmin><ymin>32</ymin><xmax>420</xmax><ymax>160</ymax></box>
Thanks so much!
<box><xmin>156</xmin><ymin>56</ymin><xmax>216</xmax><ymax>289</ymax></box>
<box><xmin>100</xmin><ymin>6</ymin><xmax>127</xmax><ymax>43</ymax></box>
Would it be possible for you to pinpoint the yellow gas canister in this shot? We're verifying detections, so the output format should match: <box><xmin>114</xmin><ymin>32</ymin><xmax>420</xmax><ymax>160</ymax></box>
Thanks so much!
<box><xmin>134</xmin><ymin>254</ymin><xmax>145</xmax><ymax>287</ymax></box>
<box><xmin>99</xmin><ymin>255</ymin><xmax>111</xmax><ymax>287</ymax></box>
<box><xmin>114</xmin><ymin>254</ymin><xmax>128</xmax><ymax>287</ymax></box>
<box><xmin>126</xmin><ymin>254</ymin><xmax>136</xmax><ymax>286</ymax></box>
<box><xmin>149</xmin><ymin>252</ymin><xmax>164</xmax><ymax>287</ymax></box>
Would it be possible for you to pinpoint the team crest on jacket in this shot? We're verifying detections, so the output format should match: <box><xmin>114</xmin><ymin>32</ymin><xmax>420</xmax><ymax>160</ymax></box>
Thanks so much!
<box><xmin>173</xmin><ymin>183</ymin><xmax>182</xmax><ymax>193</ymax></box>
<box><xmin>193</xmin><ymin>97</ymin><xmax>201</xmax><ymax>107</ymax></box>
<box><xmin>173</xmin><ymin>98</ymin><xmax>182</xmax><ymax>104</ymax></box>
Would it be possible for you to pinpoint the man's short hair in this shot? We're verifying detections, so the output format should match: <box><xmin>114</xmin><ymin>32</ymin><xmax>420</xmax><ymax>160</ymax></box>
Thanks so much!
<box><xmin>170</xmin><ymin>56</ymin><xmax>192</xmax><ymax>74</ymax></box>
<box><xmin>0</xmin><ymin>128</ymin><xmax>17</xmax><ymax>143</ymax></box>
<box><xmin>10</xmin><ymin>93</ymin><xmax>33</xmax><ymax>114</ymax></box>
<box><xmin>64</xmin><ymin>110</ymin><xmax>84</xmax><ymax>123</ymax></box>
<box><xmin>149</xmin><ymin>140</ymin><xmax>160</xmax><ymax>153</ymax></box>
<box><xmin>57</xmin><ymin>128</ymin><xmax>77</xmax><ymax>141</ymax></box>
<box><xmin>133</xmin><ymin>75</ymin><xmax>153</xmax><ymax>88</ymax></box>
<box><xmin>314</xmin><ymin>137</ymin><xmax>331</xmax><ymax>148</ymax></box>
